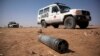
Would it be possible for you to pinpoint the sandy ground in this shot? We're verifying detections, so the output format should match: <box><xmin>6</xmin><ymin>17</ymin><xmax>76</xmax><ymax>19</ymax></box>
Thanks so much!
<box><xmin>0</xmin><ymin>26</ymin><xmax>100</xmax><ymax>56</ymax></box>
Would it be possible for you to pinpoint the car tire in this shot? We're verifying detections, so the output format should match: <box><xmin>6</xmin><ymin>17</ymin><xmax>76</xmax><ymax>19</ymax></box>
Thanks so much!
<box><xmin>41</xmin><ymin>21</ymin><xmax>47</xmax><ymax>28</ymax></box>
<box><xmin>64</xmin><ymin>16</ymin><xmax>76</xmax><ymax>29</ymax></box>
<box><xmin>78</xmin><ymin>21</ymin><xmax>89</xmax><ymax>29</ymax></box>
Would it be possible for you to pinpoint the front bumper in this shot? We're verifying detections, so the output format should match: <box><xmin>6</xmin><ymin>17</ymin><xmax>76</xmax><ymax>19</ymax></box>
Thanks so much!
<box><xmin>75</xmin><ymin>15</ymin><xmax>91</xmax><ymax>21</ymax></box>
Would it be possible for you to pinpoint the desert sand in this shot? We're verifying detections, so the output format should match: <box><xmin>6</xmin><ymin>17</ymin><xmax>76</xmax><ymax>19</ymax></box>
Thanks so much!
<box><xmin>0</xmin><ymin>26</ymin><xmax>100</xmax><ymax>56</ymax></box>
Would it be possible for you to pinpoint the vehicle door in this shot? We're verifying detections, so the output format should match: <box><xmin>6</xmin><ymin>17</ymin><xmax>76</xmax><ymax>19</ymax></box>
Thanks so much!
<box><xmin>50</xmin><ymin>6</ymin><xmax>61</xmax><ymax>23</ymax></box>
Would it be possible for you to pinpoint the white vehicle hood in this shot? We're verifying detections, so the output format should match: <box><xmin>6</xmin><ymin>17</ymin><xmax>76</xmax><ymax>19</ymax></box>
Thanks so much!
<box><xmin>62</xmin><ymin>9</ymin><xmax>84</xmax><ymax>15</ymax></box>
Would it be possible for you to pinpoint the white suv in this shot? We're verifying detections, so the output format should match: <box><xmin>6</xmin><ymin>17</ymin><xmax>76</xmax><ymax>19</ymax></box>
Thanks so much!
<box><xmin>37</xmin><ymin>3</ymin><xmax>91</xmax><ymax>29</ymax></box>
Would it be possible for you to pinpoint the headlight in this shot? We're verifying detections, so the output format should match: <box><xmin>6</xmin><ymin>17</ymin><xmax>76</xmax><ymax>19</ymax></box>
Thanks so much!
<box><xmin>76</xmin><ymin>10</ymin><xmax>82</xmax><ymax>15</ymax></box>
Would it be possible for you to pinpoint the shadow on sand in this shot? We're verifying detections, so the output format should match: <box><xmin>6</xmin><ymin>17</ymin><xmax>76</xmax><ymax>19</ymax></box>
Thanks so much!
<box><xmin>60</xmin><ymin>49</ymin><xmax>75</xmax><ymax>54</ymax></box>
<box><xmin>56</xmin><ymin>27</ymin><xmax>98</xmax><ymax>30</ymax></box>
<box><xmin>75</xmin><ymin>27</ymin><xmax>98</xmax><ymax>29</ymax></box>
<box><xmin>66</xmin><ymin>49</ymin><xmax>75</xmax><ymax>53</ymax></box>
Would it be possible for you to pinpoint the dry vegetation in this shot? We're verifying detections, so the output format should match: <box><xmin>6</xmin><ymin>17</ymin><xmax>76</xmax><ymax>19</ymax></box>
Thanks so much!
<box><xmin>0</xmin><ymin>26</ymin><xmax>100</xmax><ymax>56</ymax></box>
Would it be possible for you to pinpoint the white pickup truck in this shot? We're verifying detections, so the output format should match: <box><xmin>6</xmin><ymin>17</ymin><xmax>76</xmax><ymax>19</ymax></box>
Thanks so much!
<box><xmin>37</xmin><ymin>3</ymin><xmax>91</xmax><ymax>29</ymax></box>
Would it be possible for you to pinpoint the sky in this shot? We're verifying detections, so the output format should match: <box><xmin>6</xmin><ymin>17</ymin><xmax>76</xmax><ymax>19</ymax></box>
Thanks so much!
<box><xmin>0</xmin><ymin>0</ymin><xmax>100</xmax><ymax>27</ymax></box>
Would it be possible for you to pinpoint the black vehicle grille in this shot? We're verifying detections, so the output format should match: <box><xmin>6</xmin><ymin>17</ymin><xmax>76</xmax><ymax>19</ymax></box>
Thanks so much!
<box><xmin>82</xmin><ymin>10</ymin><xmax>90</xmax><ymax>15</ymax></box>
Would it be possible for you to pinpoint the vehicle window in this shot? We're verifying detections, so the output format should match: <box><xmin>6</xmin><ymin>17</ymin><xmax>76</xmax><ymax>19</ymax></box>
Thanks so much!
<box><xmin>52</xmin><ymin>6</ymin><xmax>59</xmax><ymax>13</ymax></box>
<box><xmin>39</xmin><ymin>10</ymin><xmax>43</xmax><ymax>15</ymax></box>
<box><xmin>44</xmin><ymin>7</ymin><xmax>49</xmax><ymax>13</ymax></box>
<box><xmin>58</xmin><ymin>5</ymin><xmax>71</xmax><ymax>13</ymax></box>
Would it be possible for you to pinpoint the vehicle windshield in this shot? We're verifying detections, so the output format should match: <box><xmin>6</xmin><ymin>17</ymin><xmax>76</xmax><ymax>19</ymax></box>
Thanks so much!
<box><xmin>9</xmin><ymin>22</ymin><xmax>17</xmax><ymax>24</ymax></box>
<box><xmin>58</xmin><ymin>5</ymin><xmax>71</xmax><ymax>13</ymax></box>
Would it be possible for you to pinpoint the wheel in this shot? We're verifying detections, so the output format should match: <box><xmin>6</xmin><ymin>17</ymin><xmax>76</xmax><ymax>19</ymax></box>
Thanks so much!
<box><xmin>41</xmin><ymin>21</ymin><xmax>47</xmax><ymax>28</ymax></box>
<box><xmin>64</xmin><ymin>16</ymin><xmax>76</xmax><ymax>29</ymax></box>
<box><xmin>78</xmin><ymin>21</ymin><xmax>89</xmax><ymax>29</ymax></box>
<box><xmin>52</xmin><ymin>24</ymin><xmax>59</xmax><ymax>28</ymax></box>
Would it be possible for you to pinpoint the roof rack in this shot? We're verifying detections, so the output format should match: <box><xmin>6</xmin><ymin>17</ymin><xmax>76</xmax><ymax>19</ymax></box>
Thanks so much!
<box><xmin>54</xmin><ymin>2</ymin><xmax>66</xmax><ymax>5</ymax></box>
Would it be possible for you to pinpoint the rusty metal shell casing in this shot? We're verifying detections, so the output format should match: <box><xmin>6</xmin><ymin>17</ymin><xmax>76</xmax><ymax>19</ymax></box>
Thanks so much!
<box><xmin>38</xmin><ymin>34</ymin><xmax>69</xmax><ymax>53</ymax></box>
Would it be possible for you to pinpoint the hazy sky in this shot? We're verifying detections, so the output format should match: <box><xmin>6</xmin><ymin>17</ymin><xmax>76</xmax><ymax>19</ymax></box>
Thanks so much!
<box><xmin>0</xmin><ymin>0</ymin><xmax>100</xmax><ymax>27</ymax></box>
